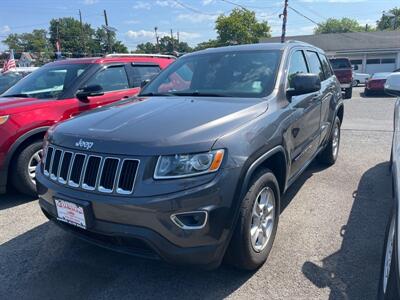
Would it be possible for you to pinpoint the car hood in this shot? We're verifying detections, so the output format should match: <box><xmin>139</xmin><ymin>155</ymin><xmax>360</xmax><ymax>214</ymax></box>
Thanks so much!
<box><xmin>0</xmin><ymin>96</ymin><xmax>52</xmax><ymax>115</ymax></box>
<box><xmin>50</xmin><ymin>96</ymin><xmax>267</xmax><ymax>155</ymax></box>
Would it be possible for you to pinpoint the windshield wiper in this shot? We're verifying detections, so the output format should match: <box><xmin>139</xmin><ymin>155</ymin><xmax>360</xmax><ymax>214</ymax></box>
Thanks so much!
<box><xmin>2</xmin><ymin>93</ymin><xmax>30</xmax><ymax>98</ymax></box>
<box><xmin>139</xmin><ymin>92</ymin><xmax>175</xmax><ymax>97</ymax></box>
<box><xmin>169</xmin><ymin>91</ymin><xmax>228</xmax><ymax>97</ymax></box>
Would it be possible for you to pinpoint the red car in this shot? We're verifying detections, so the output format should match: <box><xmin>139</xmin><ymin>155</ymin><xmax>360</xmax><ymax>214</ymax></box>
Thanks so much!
<box><xmin>364</xmin><ymin>72</ymin><xmax>391</xmax><ymax>96</ymax></box>
<box><xmin>0</xmin><ymin>54</ymin><xmax>175</xmax><ymax>196</ymax></box>
<box><xmin>329</xmin><ymin>57</ymin><xmax>353</xmax><ymax>99</ymax></box>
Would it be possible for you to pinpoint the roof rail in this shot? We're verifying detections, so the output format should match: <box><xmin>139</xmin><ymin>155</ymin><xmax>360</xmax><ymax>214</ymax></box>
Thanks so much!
<box><xmin>286</xmin><ymin>40</ymin><xmax>313</xmax><ymax>46</ymax></box>
<box><xmin>105</xmin><ymin>53</ymin><xmax>176</xmax><ymax>59</ymax></box>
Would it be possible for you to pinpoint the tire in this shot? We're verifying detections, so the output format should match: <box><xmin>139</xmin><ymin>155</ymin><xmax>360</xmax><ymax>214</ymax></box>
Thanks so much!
<box><xmin>344</xmin><ymin>87</ymin><xmax>352</xmax><ymax>99</ymax></box>
<box><xmin>226</xmin><ymin>168</ymin><xmax>280</xmax><ymax>270</ymax></box>
<box><xmin>318</xmin><ymin>116</ymin><xmax>341</xmax><ymax>166</ymax></box>
<box><xmin>352</xmin><ymin>80</ymin><xmax>359</xmax><ymax>87</ymax></box>
<box><xmin>377</xmin><ymin>212</ymin><xmax>400</xmax><ymax>300</ymax></box>
<box><xmin>11</xmin><ymin>140</ymin><xmax>43</xmax><ymax>197</ymax></box>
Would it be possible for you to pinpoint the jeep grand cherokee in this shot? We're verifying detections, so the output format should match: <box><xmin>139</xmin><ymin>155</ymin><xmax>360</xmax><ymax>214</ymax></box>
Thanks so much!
<box><xmin>37</xmin><ymin>42</ymin><xmax>343</xmax><ymax>270</ymax></box>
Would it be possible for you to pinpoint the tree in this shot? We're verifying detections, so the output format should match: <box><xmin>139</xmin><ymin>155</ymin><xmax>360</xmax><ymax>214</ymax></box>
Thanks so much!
<box><xmin>215</xmin><ymin>8</ymin><xmax>271</xmax><ymax>45</ymax></box>
<box><xmin>2</xmin><ymin>30</ymin><xmax>49</xmax><ymax>53</ymax></box>
<box><xmin>194</xmin><ymin>39</ymin><xmax>220</xmax><ymax>51</ymax></box>
<box><xmin>49</xmin><ymin>17</ymin><xmax>95</xmax><ymax>56</ymax></box>
<box><xmin>94</xmin><ymin>28</ymin><xmax>128</xmax><ymax>54</ymax></box>
<box><xmin>377</xmin><ymin>7</ymin><xmax>400</xmax><ymax>30</ymax></box>
<box><xmin>314</xmin><ymin>18</ymin><xmax>365</xmax><ymax>34</ymax></box>
<box><xmin>135</xmin><ymin>36</ymin><xmax>192</xmax><ymax>54</ymax></box>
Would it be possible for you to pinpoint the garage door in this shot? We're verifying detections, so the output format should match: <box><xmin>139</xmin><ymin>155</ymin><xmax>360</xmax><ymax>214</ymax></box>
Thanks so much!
<box><xmin>366</xmin><ymin>58</ymin><xmax>396</xmax><ymax>74</ymax></box>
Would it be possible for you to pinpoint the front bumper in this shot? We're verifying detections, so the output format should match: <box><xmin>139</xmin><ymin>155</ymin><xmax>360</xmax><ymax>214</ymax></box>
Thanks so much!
<box><xmin>36</xmin><ymin>166</ymin><xmax>241</xmax><ymax>268</ymax></box>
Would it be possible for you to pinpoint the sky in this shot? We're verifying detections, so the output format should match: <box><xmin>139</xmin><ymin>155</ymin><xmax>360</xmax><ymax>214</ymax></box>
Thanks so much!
<box><xmin>0</xmin><ymin>0</ymin><xmax>398</xmax><ymax>51</ymax></box>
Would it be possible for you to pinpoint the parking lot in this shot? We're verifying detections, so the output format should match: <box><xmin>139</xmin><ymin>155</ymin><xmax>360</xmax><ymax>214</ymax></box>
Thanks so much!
<box><xmin>0</xmin><ymin>87</ymin><xmax>396</xmax><ymax>299</ymax></box>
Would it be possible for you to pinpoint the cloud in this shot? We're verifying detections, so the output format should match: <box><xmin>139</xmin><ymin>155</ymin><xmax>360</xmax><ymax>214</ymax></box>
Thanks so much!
<box><xmin>0</xmin><ymin>25</ymin><xmax>10</xmax><ymax>34</ymax></box>
<box><xmin>132</xmin><ymin>1</ymin><xmax>151</xmax><ymax>10</ymax></box>
<box><xmin>202</xmin><ymin>0</ymin><xmax>215</xmax><ymax>4</ymax></box>
<box><xmin>177</xmin><ymin>13</ymin><xmax>218</xmax><ymax>23</ymax></box>
<box><xmin>125</xmin><ymin>30</ymin><xmax>201</xmax><ymax>41</ymax></box>
<box><xmin>155</xmin><ymin>0</ymin><xmax>179</xmax><ymax>8</ymax></box>
<box><xmin>83</xmin><ymin>0</ymin><xmax>98</xmax><ymax>5</ymax></box>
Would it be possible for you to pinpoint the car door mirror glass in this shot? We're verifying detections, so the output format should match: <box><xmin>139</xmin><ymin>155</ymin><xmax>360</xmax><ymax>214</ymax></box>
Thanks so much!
<box><xmin>287</xmin><ymin>73</ymin><xmax>321</xmax><ymax>97</ymax></box>
<box><xmin>385</xmin><ymin>73</ymin><xmax>400</xmax><ymax>97</ymax></box>
<box><xmin>76</xmin><ymin>84</ymin><xmax>104</xmax><ymax>101</ymax></box>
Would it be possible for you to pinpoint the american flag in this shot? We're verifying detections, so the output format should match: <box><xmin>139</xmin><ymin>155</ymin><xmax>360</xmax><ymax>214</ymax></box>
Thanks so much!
<box><xmin>2</xmin><ymin>49</ymin><xmax>16</xmax><ymax>73</ymax></box>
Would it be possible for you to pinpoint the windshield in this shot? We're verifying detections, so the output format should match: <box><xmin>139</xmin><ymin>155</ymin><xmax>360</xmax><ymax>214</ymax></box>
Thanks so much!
<box><xmin>140</xmin><ymin>50</ymin><xmax>281</xmax><ymax>98</ymax></box>
<box><xmin>0</xmin><ymin>73</ymin><xmax>23</xmax><ymax>94</ymax></box>
<box><xmin>329</xmin><ymin>58</ymin><xmax>351</xmax><ymax>70</ymax></box>
<box><xmin>3</xmin><ymin>63</ymin><xmax>90</xmax><ymax>99</ymax></box>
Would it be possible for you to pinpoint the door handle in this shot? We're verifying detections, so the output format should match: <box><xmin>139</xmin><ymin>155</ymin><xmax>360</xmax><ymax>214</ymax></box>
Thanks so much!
<box><xmin>122</xmin><ymin>96</ymin><xmax>130</xmax><ymax>99</ymax></box>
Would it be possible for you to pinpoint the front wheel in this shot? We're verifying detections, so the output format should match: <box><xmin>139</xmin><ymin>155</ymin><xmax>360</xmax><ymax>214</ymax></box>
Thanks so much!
<box><xmin>318</xmin><ymin>117</ymin><xmax>341</xmax><ymax>166</ymax></box>
<box><xmin>352</xmin><ymin>80</ymin><xmax>359</xmax><ymax>87</ymax></box>
<box><xmin>11</xmin><ymin>140</ymin><xmax>43</xmax><ymax>196</ymax></box>
<box><xmin>226</xmin><ymin>169</ymin><xmax>280</xmax><ymax>270</ymax></box>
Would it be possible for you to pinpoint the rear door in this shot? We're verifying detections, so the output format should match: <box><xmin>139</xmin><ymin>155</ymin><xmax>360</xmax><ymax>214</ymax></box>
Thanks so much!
<box><xmin>318</xmin><ymin>53</ymin><xmax>339</xmax><ymax>144</ymax></box>
<box><xmin>82</xmin><ymin>64</ymin><xmax>139</xmax><ymax>107</ymax></box>
<box><xmin>287</xmin><ymin>49</ymin><xmax>322</xmax><ymax>178</ymax></box>
<box><xmin>125</xmin><ymin>63</ymin><xmax>161</xmax><ymax>90</ymax></box>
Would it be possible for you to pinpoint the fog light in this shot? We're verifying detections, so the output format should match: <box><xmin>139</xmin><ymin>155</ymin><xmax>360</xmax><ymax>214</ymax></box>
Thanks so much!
<box><xmin>170</xmin><ymin>211</ymin><xmax>208</xmax><ymax>230</ymax></box>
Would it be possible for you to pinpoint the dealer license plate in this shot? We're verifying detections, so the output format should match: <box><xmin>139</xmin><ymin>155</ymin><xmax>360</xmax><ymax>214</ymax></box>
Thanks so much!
<box><xmin>55</xmin><ymin>199</ymin><xmax>86</xmax><ymax>229</ymax></box>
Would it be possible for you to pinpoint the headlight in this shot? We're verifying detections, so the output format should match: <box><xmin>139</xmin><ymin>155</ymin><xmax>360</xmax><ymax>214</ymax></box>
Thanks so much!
<box><xmin>0</xmin><ymin>115</ymin><xmax>9</xmax><ymax>125</ymax></box>
<box><xmin>154</xmin><ymin>149</ymin><xmax>225</xmax><ymax>179</ymax></box>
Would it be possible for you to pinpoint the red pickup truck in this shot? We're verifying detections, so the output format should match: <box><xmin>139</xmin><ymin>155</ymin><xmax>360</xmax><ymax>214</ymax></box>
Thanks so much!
<box><xmin>0</xmin><ymin>54</ymin><xmax>175</xmax><ymax>196</ymax></box>
<box><xmin>329</xmin><ymin>57</ymin><xmax>353</xmax><ymax>99</ymax></box>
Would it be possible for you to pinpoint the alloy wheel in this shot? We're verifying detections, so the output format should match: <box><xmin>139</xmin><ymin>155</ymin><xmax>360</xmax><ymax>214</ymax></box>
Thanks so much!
<box><xmin>250</xmin><ymin>187</ymin><xmax>275</xmax><ymax>252</ymax></box>
<box><xmin>28</xmin><ymin>149</ymin><xmax>43</xmax><ymax>184</ymax></box>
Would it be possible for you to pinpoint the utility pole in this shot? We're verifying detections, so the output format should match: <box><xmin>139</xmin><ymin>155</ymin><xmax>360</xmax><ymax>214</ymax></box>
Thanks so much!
<box><xmin>280</xmin><ymin>0</ymin><xmax>288</xmax><ymax>43</ymax></box>
<box><xmin>103</xmin><ymin>9</ymin><xmax>111</xmax><ymax>54</ymax></box>
<box><xmin>79</xmin><ymin>9</ymin><xmax>85</xmax><ymax>56</ymax></box>
<box><xmin>56</xmin><ymin>19</ymin><xmax>61</xmax><ymax>59</ymax></box>
<box><xmin>154</xmin><ymin>27</ymin><xmax>160</xmax><ymax>53</ymax></box>
<box><xmin>170</xmin><ymin>29</ymin><xmax>174</xmax><ymax>52</ymax></box>
<box><xmin>177</xmin><ymin>31</ymin><xmax>180</xmax><ymax>44</ymax></box>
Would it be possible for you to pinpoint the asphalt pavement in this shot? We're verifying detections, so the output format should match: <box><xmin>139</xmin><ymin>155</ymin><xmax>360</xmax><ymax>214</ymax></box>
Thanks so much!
<box><xmin>0</xmin><ymin>87</ymin><xmax>396</xmax><ymax>300</ymax></box>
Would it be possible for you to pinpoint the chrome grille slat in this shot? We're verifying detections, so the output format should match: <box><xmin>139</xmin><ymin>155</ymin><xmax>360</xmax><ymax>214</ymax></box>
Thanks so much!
<box><xmin>43</xmin><ymin>145</ymin><xmax>139</xmax><ymax>195</ymax></box>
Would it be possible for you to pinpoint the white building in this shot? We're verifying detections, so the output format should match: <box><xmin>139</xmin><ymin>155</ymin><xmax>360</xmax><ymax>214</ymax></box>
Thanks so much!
<box><xmin>262</xmin><ymin>31</ymin><xmax>400</xmax><ymax>74</ymax></box>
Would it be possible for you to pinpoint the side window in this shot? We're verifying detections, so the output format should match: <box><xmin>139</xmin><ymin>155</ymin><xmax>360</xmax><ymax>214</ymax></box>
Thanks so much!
<box><xmin>85</xmin><ymin>65</ymin><xmax>129</xmax><ymax>92</ymax></box>
<box><xmin>318</xmin><ymin>54</ymin><xmax>333</xmax><ymax>79</ymax></box>
<box><xmin>306</xmin><ymin>51</ymin><xmax>325</xmax><ymax>81</ymax></box>
<box><xmin>128</xmin><ymin>65</ymin><xmax>161</xmax><ymax>88</ymax></box>
<box><xmin>288</xmin><ymin>50</ymin><xmax>309</xmax><ymax>88</ymax></box>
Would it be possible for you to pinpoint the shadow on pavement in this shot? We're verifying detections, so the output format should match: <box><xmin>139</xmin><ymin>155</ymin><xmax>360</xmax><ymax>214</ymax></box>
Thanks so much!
<box><xmin>0</xmin><ymin>223</ymin><xmax>252</xmax><ymax>300</ymax></box>
<box><xmin>360</xmin><ymin>91</ymin><xmax>395</xmax><ymax>99</ymax></box>
<box><xmin>0</xmin><ymin>190</ymin><xmax>36</xmax><ymax>210</ymax></box>
<box><xmin>301</xmin><ymin>162</ymin><xmax>393</xmax><ymax>300</ymax></box>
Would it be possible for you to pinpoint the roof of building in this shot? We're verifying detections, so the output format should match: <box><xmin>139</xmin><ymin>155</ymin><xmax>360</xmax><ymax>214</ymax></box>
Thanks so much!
<box><xmin>261</xmin><ymin>31</ymin><xmax>400</xmax><ymax>53</ymax></box>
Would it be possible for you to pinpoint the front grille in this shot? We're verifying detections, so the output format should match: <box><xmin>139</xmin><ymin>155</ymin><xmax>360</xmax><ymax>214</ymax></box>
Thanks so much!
<box><xmin>43</xmin><ymin>146</ymin><xmax>140</xmax><ymax>195</ymax></box>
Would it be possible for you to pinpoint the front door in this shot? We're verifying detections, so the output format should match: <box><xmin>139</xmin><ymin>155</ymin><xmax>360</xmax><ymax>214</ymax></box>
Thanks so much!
<box><xmin>286</xmin><ymin>49</ymin><xmax>322</xmax><ymax>178</ymax></box>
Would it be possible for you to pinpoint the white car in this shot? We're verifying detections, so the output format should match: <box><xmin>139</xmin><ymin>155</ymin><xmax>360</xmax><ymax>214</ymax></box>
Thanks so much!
<box><xmin>352</xmin><ymin>72</ymin><xmax>370</xmax><ymax>87</ymax></box>
<box><xmin>379</xmin><ymin>73</ymin><xmax>400</xmax><ymax>299</ymax></box>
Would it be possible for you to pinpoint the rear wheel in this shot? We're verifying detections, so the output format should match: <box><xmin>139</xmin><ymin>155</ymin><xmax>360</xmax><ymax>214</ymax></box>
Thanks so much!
<box><xmin>11</xmin><ymin>140</ymin><xmax>43</xmax><ymax>196</ymax></box>
<box><xmin>352</xmin><ymin>80</ymin><xmax>359</xmax><ymax>87</ymax></box>
<box><xmin>378</xmin><ymin>212</ymin><xmax>400</xmax><ymax>299</ymax></box>
<box><xmin>344</xmin><ymin>87</ymin><xmax>352</xmax><ymax>99</ymax></box>
<box><xmin>318</xmin><ymin>117</ymin><xmax>341</xmax><ymax>166</ymax></box>
<box><xmin>226</xmin><ymin>169</ymin><xmax>280</xmax><ymax>270</ymax></box>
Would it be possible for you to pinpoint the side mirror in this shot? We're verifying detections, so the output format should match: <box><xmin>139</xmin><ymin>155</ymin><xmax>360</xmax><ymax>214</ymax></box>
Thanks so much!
<box><xmin>353</xmin><ymin>65</ymin><xmax>359</xmax><ymax>71</ymax></box>
<box><xmin>76</xmin><ymin>84</ymin><xmax>104</xmax><ymax>101</ymax></box>
<box><xmin>140</xmin><ymin>79</ymin><xmax>151</xmax><ymax>88</ymax></box>
<box><xmin>287</xmin><ymin>73</ymin><xmax>321</xmax><ymax>98</ymax></box>
<box><xmin>385</xmin><ymin>73</ymin><xmax>400</xmax><ymax>97</ymax></box>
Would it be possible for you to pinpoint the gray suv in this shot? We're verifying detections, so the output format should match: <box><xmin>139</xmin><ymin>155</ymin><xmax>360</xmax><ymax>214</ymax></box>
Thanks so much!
<box><xmin>37</xmin><ymin>42</ymin><xmax>343</xmax><ymax>270</ymax></box>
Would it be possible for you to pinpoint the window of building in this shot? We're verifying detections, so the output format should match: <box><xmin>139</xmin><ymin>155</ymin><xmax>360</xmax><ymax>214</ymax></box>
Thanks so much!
<box><xmin>381</xmin><ymin>58</ymin><xmax>396</xmax><ymax>64</ymax></box>
<box><xmin>366</xmin><ymin>59</ymin><xmax>381</xmax><ymax>65</ymax></box>
<box><xmin>350</xmin><ymin>59</ymin><xmax>362</xmax><ymax>65</ymax></box>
